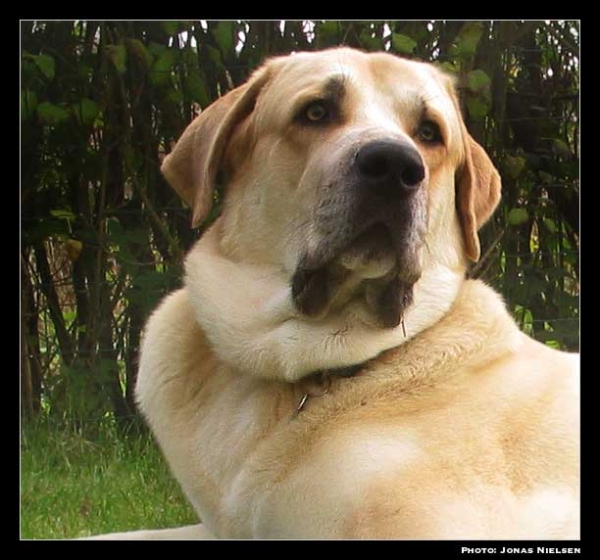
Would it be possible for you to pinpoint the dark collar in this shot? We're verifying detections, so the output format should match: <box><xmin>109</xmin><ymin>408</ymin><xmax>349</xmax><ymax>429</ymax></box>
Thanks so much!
<box><xmin>321</xmin><ymin>362</ymin><xmax>365</xmax><ymax>378</ymax></box>
<box><xmin>294</xmin><ymin>361</ymin><xmax>368</xmax><ymax>417</ymax></box>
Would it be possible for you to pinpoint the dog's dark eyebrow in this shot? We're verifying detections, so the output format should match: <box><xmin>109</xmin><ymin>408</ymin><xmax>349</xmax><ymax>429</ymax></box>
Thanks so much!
<box><xmin>322</xmin><ymin>75</ymin><xmax>347</xmax><ymax>101</ymax></box>
<box><xmin>293</xmin><ymin>74</ymin><xmax>347</xmax><ymax>108</ymax></box>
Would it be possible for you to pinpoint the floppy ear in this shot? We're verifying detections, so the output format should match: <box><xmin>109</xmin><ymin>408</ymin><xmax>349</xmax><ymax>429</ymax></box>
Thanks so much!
<box><xmin>455</xmin><ymin>134</ymin><xmax>502</xmax><ymax>262</ymax></box>
<box><xmin>161</xmin><ymin>66</ymin><xmax>271</xmax><ymax>227</ymax></box>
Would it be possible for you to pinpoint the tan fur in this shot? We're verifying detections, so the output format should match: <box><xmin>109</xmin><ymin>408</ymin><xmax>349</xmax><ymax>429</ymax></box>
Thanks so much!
<box><xmin>161</xmin><ymin>66</ymin><xmax>272</xmax><ymax>226</ymax></box>
<box><xmin>131</xmin><ymin>281</ymin><xmax>578</xmax><ymax>539</ymax></box>
<box><xmin>456</xmin><ymin>135</ymin><xmax>502</xmax><ymax>261</ymax></box>
<box><xmin>88</xmin><ymin>48</ymin><xmax>579</xmax><ymax>539</ymax></box>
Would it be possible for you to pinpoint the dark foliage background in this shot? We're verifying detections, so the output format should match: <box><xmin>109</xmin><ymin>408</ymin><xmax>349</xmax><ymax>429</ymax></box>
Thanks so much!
<box><xmin>20</xmin><ymin>20</ymin><xmax>579</xmax><ymax>430</ymax></box>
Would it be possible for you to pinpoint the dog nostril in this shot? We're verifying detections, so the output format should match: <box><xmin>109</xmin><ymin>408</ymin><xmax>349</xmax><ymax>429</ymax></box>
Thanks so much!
<box><xmin>401</xmin><ymin>162</ymin><xmax>425</xmax><ymax>188</ymax></box>
<box><xmin>356</xmin><ymin>141</ymin><xmax>425</xmax><ymax>192</ymax></box>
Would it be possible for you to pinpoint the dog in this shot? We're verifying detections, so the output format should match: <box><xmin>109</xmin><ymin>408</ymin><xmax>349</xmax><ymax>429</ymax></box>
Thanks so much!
<box><xmin>89</xmin><ymin>47</ymin><xmax>579</xmax><ymax>539</ymax></box>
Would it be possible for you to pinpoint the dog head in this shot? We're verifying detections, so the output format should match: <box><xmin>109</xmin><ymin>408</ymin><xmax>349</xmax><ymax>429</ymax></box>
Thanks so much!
<box><xmin>163</xmin><ymin>48</ymin><xmax>501</xmax><ymax>329</ymax></box>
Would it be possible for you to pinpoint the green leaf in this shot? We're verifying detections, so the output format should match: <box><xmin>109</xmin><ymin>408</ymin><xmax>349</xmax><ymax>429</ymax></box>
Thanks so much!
<box><xmin>50</xmin><ymin>209</ymin><xmax>76</xmax><ymax>221</ymax></box>
<box><xmin>315</xmin><ymin>20</ymin><xmax>341</xmax><ymax>48</ymax></box>
<box><xmin>78</xmin><ymin>63</ymin><xmax>93</xmax><ymax>81</ymax></box>
<box><xmin>543</xmin><ymin>339</ymin><xmax>561</xmax><ymax>350</ymax></box>
<box><xmin>467</xmin><ymin>69</ymin><xmax>491</xmax><ymax>93</ymax></box>
<box><xmin>212</xmin><ymin>21</ymin><xmax>234</xmax><ymax>54</ymax></box>
<box><xmin>392</xmin><ymin>33</ymin><xmax>417</xmax><ymax>55</ymax></box>
<box><xmin>107</xmin><ymin>44</ymin><xmax>127</xmax><ymax>74</ymax></box>
<box><xmin>437</xmin><ymin>61</ymin><xmax>460</xmax><ymax>75</ymax></box>
<box><xmin>37</xmin><ymin>102</ymin><xmax>70</xmax><ymax>125</ymax></box>
<box><xmin>161</xmin><ymin>21</ymin><xmax>179</xmax><ymax>36</ymax></box>
<box><xmin>508</xmin><ymin>208</ymin><xmax>529</xmax><ymax>226</ymax></box>
<box><xmin>71</xmin><ymin>98</ymin><xmax>101</xmax><ymax>126</ymax></box>
<box><xmin>465</xmin><ymin>96</ymin><xmax>489</xmax><ymax>121</ymax></box>
<box><xmin>181</xmin><ymin>46</ymin><xmax>198</xmax><ymax>66</ymax></box>
<box><xmin>503</xmin><ymin>154</ymin><xmax>526</xmax><ymax>180</ymax></box>
<box><xmin>359</xmin><ymin>29</ymin><xmax>382</xmax><ymax>50</ymax></box>
<box><xmin>27</xmin><ymin>54</ymin><xmax>55</xmax><ymax>80</ymax></box>
<box><xmin>166</xmin><ymin>89</ymin><xmax>184</xmax><ymax>104</ymax></box>
<box><xmin>50</xmin><ymin>209</ymin><xmax>76</xmax><ymax>235</ymax></box>
<box><xmin>187</xmin><ymin>72</ymin><xmax>210</xmax><ymax>106</ymax></box>
<box><xmin>148</xmin><ymin>42</ymin><xmax>167</xmax><ymax>57</ymax></box>
<box><xmin>151</xmin><ymin>48</ymin><xmax>177</xmax><ymax>85</ymax></box>
<box><xmin>454</xmin><ymin>22</ymin><xmax>484</xmax><ymax>57</ymax></box>
<box><xmin>552</xmin><ymin>138</ymin><xmax>572</xmax><ymax>159</ymax></box>
<box><xmin>542</xmin><ymin>218</ymin><xmax>559</xmax><ymax>234</ymax></box>
<box><xmin>206</xmin><ymin>45</ymin><xmax>223</xmax><ymax>66</ymax></box>
<box><xmin>21</xmin><ymin>89</ymin><xmax>38</xmax><ymax>120</ymax></box>
<box><xmin>23</xmin><ymin>53</ymin><xmax>56</xmax><ymax>81</ymax></box>
<box><xmin>126</xmin><ymin>38</ymin><xmax>153</xmax><ymax>69</ymax></box>
<box><xmin>317</xmin><ymin>20</ymin><xmax>340</xmax><ymax>37</ymax></box>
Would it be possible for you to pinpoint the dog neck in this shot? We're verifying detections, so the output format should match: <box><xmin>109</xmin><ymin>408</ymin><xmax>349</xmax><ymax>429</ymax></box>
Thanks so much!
<box><xmin>294</xmin><ymin>361</ymin><xmax>372</xmax><ymax>415</ymax></box>
<box><xmin>293</xmin><ymin>278</ymin><xmax>523</xmax><ymax>418</ymax></box>
<box><xmin>185</xmin><ymin>222</ymin><xmax>467</xmax><ymax>382</ymax></box>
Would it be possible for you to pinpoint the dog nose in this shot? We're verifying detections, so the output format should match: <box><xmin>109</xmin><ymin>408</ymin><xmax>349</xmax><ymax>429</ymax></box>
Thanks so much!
<box><xmin>355</xmin><ymin>140</ymin><xmax>425</xmax><ymax>194</ymax></box>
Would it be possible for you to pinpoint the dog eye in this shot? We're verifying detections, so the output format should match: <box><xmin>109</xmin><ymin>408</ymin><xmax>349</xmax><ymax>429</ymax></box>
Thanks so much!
<box><xmin>301</xmin><ymin>101</ymin><xmax>330</xmax><ymax>124</ymax></box>
<box><xmin>417</xmin><ymin>120</ymin><xmax>442</xmax><ymax>144</ymax></box>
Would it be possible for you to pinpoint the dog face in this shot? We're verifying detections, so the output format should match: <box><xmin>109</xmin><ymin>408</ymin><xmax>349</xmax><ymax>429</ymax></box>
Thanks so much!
<box><xmin>162</xmin><ymin>48</ymin><xmax>500</xmax><ymax>329</ymax></box>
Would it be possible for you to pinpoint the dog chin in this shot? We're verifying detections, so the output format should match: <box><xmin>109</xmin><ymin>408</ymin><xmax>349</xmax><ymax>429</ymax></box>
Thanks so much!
<box><xmin>291</xmin><ymin>224</ymin><xmax>422</xmax><ymax>328</ymax></box>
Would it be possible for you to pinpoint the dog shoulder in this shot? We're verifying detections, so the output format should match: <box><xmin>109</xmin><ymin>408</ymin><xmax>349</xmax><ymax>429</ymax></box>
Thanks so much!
<box><xmin>140</xmin><ymin>288</ymin><xmax>204</xmax><ymax>363</ymax></box>
<box><xmin>495</xmin><ymin>335</ymin><xmax>579</xmax><ymax>484</ymax></box>
<box><xmin>517</xmin><ymin>335</ymin><xmax>579</xmax><ymax>399</ymax></box>
<box><xmin>135</xmin><ymin>288</ymin><xmax>212</xmax><ymax>415</ymax></box>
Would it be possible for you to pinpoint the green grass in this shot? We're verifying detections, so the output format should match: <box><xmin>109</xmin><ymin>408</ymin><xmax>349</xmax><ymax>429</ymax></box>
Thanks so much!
<box><xmin>20</xmin><ymin>420</ymin><xmax>198</xmax><ymax>539</ymax></box>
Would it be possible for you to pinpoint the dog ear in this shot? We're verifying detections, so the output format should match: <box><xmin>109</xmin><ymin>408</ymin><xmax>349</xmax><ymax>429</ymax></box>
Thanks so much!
<box><xmin>455</xmin><ymin>134</ymin><xmax>502</xmax><ymax>262</ymax></box>
<box><xmin>161</xmin><ymin>66</ymin><xmax>271</xmax><ymax>227</ymax></box>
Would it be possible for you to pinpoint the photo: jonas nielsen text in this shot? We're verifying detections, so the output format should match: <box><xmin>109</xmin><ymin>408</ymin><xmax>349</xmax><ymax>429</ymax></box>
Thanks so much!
<box><xmin>461</xmin><ymin>548</ymin><xmax>581</xmax><ymax>555</ymax></box>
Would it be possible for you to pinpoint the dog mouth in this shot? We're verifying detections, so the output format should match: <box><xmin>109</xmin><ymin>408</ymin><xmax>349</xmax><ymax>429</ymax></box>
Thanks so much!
<box><xmin>291</xmin><ymin>221</ymin><xmax>422</xmax><ymax>328</ymax></box>
<box><xmin>336</xmin><ymin>223</ymin><xmax>398</xmax><ymax>278</ymax></box>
